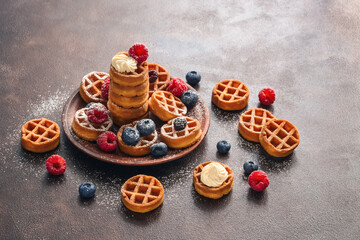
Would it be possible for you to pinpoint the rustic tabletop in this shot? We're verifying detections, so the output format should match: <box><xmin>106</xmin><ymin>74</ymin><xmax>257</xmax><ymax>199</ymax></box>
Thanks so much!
<box><xmin>1</xmin><ymin>0</ymin><xmax>360</xmax><ymax>239</ymax></box>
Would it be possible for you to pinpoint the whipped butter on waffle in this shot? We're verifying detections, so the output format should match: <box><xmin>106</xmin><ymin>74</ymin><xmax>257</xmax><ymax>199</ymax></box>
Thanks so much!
<box><xmin>111</xmin><ymin>53</ymin><xmax>137</xmax><ymax>73</ymax></box>
<box><xmin>200</xmin><ymin>162</ymin><xmax>228</xmax><ymax>187</ymax></box>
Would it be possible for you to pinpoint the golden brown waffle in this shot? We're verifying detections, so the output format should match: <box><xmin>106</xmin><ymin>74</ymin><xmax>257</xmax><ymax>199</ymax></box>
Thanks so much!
<box><xmin>110</xmin><ymin>80</ymin><xmax>149</xmax><ymax>98</ymax></box>
<box><xmin>160</xmin><ymin>117</ymin><xmax>202</xmax><ymax>149</ymax></box>
<box><xmin>21</xmin><ymin>118</ymin><xmax>60</xmax><ymax>153</ymax></box>
<box><xmin>117</xmin><ymin>121</ymin><xmax>158</xmax><ymax>156</ymax></box>
<box><xmin>107</xmin><ymin>97</ymin><xmax>149</xmax><ymax>121</ymax></box>
<box><xmin>121</xmin><ymin>175</ymin><xmax>164</xmax><ymax>213</ymax></box>
<box><xmin>238</xmin><ymin>108</ymin><xmax>275</xmax><ymax>142</ymax></box>
<box><xmin>193</xmin><ymin>161</ymin><xmax>233</xmax><ymax>199</ymax></box>
<box><xmin>72</xmin><ymin>108</ymin><xmax>113</xmax><ymax>141</ymax></box>
<box><xmin>259</xmin><ymin>119</ymin><xmax>300</xmax><ymax>157</ymax></box>
<box><xmin>79</xmin><ymin>71</ymin><xmax>109</xmax><ymax>105</ymax></box>
<box><xmin>212</xmin><ymin>79</ymin><xmax>249</xmax><ymax>110</ymax></box>
<box><xmin>109</xmin><ymin>52</ymin><xmax>148</xmax><ymax>87</ymax></box>
<box><xmin>109</xmin><ymin>91</ymin><xmax>148</xmax><ymax>109</ymax></box>
<box><xmin>148</xmin><ymin>90</ymin><xmax>187</xmax><ymax>121</ymax></box>
<box><xmin>148</xmin><ymin>63</ymin><xmax>170</xmax><ymax>97</ymax></box>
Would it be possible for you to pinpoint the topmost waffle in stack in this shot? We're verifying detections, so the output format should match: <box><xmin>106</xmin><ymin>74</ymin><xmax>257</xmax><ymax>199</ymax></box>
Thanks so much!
<box><xmin>108</xmin><ymin>52</ymin><xmax>149</xmax><ymax>126</ymax></box>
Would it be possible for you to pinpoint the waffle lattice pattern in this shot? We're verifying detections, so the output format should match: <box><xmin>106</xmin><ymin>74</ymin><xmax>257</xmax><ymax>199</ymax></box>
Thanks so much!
<box><xmin>154</xmin><ymin>91</ymin><xmax>186</xmax><ymax>116</ymax></box>
<box><xmin>75</xmin><ymin>109</ymin><xmax>112</xmax><ymax>130</ymax></box>
<box><xmin>22</xmin><ymin>118</ymin><xmax>60</xmax><ymax>144</ymax></box>
<box><xmin>263</xmin><ymin>120</ymin><xmax>300</xmax><ymax>150</ymax></box>
<box><xmin>213</xmin><ymin>80</ymin><xmax>248</xmax><ymax>102</ymax></box>
<box><xmin>148</xmin><ymin>63</ymin><xmax>170</xmax><ymax>96</ymax></box>
<box><xmin>241</xmin><ymin>108</ymin><xmax>275</xmax><ymax>133</ymax></box>
<box><xmin>122</xmin><ymin>175</ymin><xmax>163</xmax><ymax>205</ymax></box>
<box><xmin>82</xmin><ymin>72</ymin><xmax>108</xmax><ymax>100</ymax></box>
<box><xmin>162</xmin><ymin>117</ymin><xmax>199</xmax><ymax>139</ymax></box>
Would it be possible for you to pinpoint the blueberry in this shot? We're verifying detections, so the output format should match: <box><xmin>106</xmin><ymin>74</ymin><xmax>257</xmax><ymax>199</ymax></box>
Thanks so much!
<box><xmin>136</xmin><ymin>119</ymin><xmax>155</xmax><ymax>136</ymax></box>
<box><xmin>148</xmin><ymin>70</ymin><xmax>158</xmax><ymax>83</ymax></box>
<box><xmin>217</xmin><ymin>140</ymin><xmax>231</xmax><ymax>154</ymax></box>
<box><xmin>186</xmin><ymin>71</ymin><xmax>201</xmax><ymax>86</ymax></box>
<box><xmin>121</xmin><ymin>127</ymin><xmax>140</xmax><ymax>146</ymax></box>
<box><xmin>79</xmin><ymin>182</ymin><xmax>96</xmax><ymax>198</ymax></box>
<box><xmin>181</xmin><ymin>90</ymin><xmax>199</xmax><ymax>108</ymax></box>
<box><xmin>150</xmin><ymin>142</ymin><xmax>168</xmax><ymax>157</ymax></box>
<box><xmin>173</xmin><ymin>117</ymin><xmax>187</xmax><ymax>131</ymax></box>
<box><xmin>243</xmin><ymin>161</ymin><xmax>259</xmax><ymax>176</ymax></box>
<box><xmin>85</xmin><ymin>102</ymin><xmax>96</xmax><ymax>108</ymax></box>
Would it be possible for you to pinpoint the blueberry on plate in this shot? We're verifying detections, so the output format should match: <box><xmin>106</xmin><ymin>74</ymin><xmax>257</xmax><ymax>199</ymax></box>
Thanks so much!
<box><xmin>136</xmin><ymin>119</ymin><xmax>155</xmax><ymax>136</ymax></box>
<box><xmin>148</xmin><ymin>70</ymin><xmax>158</xmax><ymax>83</ymax></box>
<box><xmin>186</xmin><ymin>71</ymin><xmax>201</xmax><ymax>86</ymax></box>
<box><xmin>243</xmin><ymin>161</ymin><xmax>259</xmax><ymax>176</ymax></box>
<box><xmin>173</xmin><ymin>117</ymin><xmax>187</xmax><ymax>131</ymax></box>
<box><xmin>150</xmin><ymin>142</ymin><xmax>168</xmax><ymax>157</ymax></box>
<box><xmin>79</xmin><ymin>182</ymin><xmax>96</xmax><ymax>198</ymax></box>
<box><xmin>181</xmin><ymin>90</ymin><xmax>199</xmax><ymax>108</ymax></box>
<box><xmin>217</xmin><ymin>140</ymin><xmax>231</xmax><ymax>154</ymax></box>
<box><xmin>121</xmin><ymin>127</ymin><xmax>140</xmax><ymax>146</ymax></box>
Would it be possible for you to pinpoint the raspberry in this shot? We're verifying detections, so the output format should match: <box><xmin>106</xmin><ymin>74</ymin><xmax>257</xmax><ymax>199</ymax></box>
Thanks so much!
<box><xmin>46</xmin><ymin>155</ymin><xmax>66</xmax><ymax>175</ymax></box>
<box><xmin>101</xmin><ymin>77</ymin><xmax>110</xmax><ymax>100</ymax></box>
<box><xmin>97</xmin><ymin>131</ymin><xmax>117</xmax><ymax>152</ymax></box>
<box><xmin>128</xmin><ymin>43</ymin><xmax>149</xmax><ymax>64</ymax></box>
<box><xmin>167</xmin><ymin>78</ymin><xmax>188</xmax><ymax>97</ymax></box>
<box><xmin>258</xmin><ymin>88</ymin><xmax>276</xmax><ymax>105</ymax></box>
<box><xmin>248</xmin><ymin>170</ymin><xmax>269</xmax><ymax>191</ymax></box>
<box><xmin>86</xmin><ymin>103</ymin><xmax>109</xmax><ymax>124</ymax></box>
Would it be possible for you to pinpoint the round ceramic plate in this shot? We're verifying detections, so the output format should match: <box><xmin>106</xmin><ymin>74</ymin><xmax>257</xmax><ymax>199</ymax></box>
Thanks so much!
<box><xmin>62</xmin><ymin>85</ymin><xmax>210</xmax><ymax>166</ymax></box>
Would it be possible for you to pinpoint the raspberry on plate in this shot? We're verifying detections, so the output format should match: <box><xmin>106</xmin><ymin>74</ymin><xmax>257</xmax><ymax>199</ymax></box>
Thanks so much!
<box><xmin>101</xmin><ymin>77</ymin><xmax>110</xmax><ymax>100</ymax></box>
<box><xmin>46</xmin><ymin>155</ymin><xmax>66</xmax><ymax>175</ymax></box>
<box><xmin>79</xmin><ymin>182</ymin><xmax>96</xmax><ymax>198</ymax></box>
<box><xmin>167</xmin><ymin>78</ymin><xmax>188</xmax><ymax>97</ymax></box>
<box><xmin>248</xmin><ymin>170</ymin><xmax>269</xmax><ymax>191</ymax></box>
<box><xmin>128</xmin><ymin>43</ymin><xmax>149</xmax><ymax>64</ymax></box>
<box><xmin>97</xmin><ymin>131</ymin><xmax>117</xmax><ymax>152</ymax></box>
<box><xmin>258</xmin><ymin>88</ymin><xmax>276</xmax><ymax>105</ymax></box>
<box><xmin>86</xmin><ymin>103</ymin><xmax>109</xmax><ymax>124</ymax></box>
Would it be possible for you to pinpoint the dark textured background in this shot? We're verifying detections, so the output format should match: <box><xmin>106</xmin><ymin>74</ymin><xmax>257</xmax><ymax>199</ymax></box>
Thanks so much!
<box><xmin>1</xmin><ymin>0</ymin><xmax>360</xmax><ymax>239</ymax></box>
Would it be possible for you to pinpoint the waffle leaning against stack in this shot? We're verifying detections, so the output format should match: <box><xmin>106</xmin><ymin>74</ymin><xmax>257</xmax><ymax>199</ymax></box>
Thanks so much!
<box><xmin>108</xmin><ymin>46</ymin><xmax>150</xmax><ymax>126</ymax></box>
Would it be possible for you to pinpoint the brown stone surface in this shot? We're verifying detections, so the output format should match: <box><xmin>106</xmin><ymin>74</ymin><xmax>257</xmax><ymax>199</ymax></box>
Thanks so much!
<box><xmin>1</xmin><ymin>0</ymin><xmax>360</xmax><ymax>239</ymax></box>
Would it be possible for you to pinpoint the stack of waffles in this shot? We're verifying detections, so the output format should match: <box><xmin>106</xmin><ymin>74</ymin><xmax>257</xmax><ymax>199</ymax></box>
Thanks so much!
<box><xmin>107</xmin><ymin>52</ymin><xmax>150</xmax><ymax>126</ymax></box>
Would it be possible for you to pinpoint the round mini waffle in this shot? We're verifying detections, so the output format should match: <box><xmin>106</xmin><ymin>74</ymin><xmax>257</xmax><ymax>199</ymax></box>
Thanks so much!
<box><xmin>121</xmin><ymin>175</ymin><xmax>164</xmax><ymax>213</ymax></box>
<box><xmin>79</xmin><ymin>71</ymin><xmax>109</xmax><ymax>105</ymax></box>
<box><xmin>193</xmin><ymin>161</ymin><xmax>234</xmax><ymax>199</ymax></box>
<box><xmin>117</xmin><ymin>121</ymin><xmax>158</xmax><ymax>157</ymax></box>
<box><xmin>238</xmin><ymin>108</ymin><xmax>275</xmax><ymax>142</ymax></box>
<box><xmin>160</xmin><ymin>117</ymin><xmax>202</xmax><ymax>149</ymax></box>
<box><xmin>148</xmin><ymin>90</ymin><xmax>187</xmax><ymax>121</ymax></box>
<box><xmin>21</xmin><ymin>118</ymin><xmax>60</xmax><ymax>153</ymax></box>
<box><xmin>72</xmin><ymin>108</ymin><xmax>113</xmax><ymax>141</ymax></box>
<box><xmin>109</xmin><ymin>52</ymin><xmax>149</xmax><ymax>87</ymax></box>
<box><xmin>148</xmin><ymin>63</ymin><xmax>170</xmax><ymax>97</ymax></box>
<box><xmin>259</xmin><ymin>118</ymin><xmax>300</xmax><ymax>157</ymax></box>
<box><xmin>107</xmin><ymin>98</ymin><xmax>149</xmax><ymax>121</ymax></box>
<box><xmin>212</xmin><ymin>79</ymin><xmax>249</xmax><ymax>111</ymax></box>
<box><xmin>109</xmin><ymin>80</ymin><xmax>149</xmax><ymax>98</ymax></box>
<box><xmin>109</xmin><ymin>91</ymin><xmax>148</xmax><ymax>109</ymax></box>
